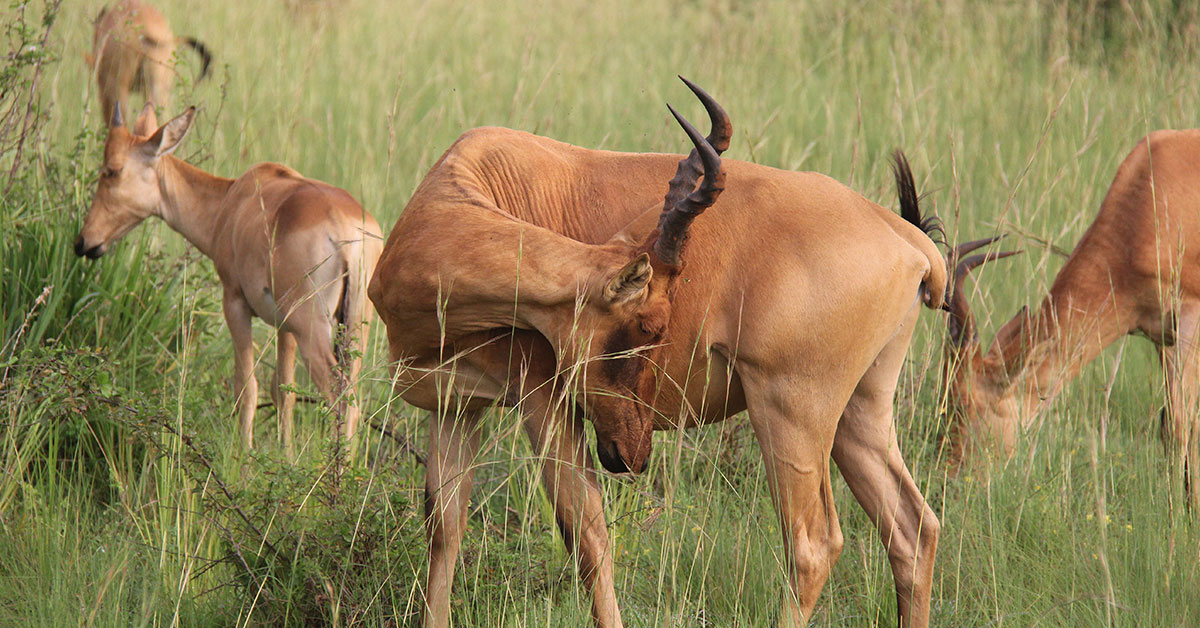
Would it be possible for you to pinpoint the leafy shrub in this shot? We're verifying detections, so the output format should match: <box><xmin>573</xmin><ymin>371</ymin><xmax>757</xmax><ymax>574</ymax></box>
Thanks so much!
<box><xmin>216</xmin><ymin>454</ymin><xmax>425</xmax><ymax>626</ymax></box>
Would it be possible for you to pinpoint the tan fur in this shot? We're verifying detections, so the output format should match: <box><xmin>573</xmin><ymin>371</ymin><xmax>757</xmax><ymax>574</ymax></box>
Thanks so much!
<box><xmin>371</xmin><ymin>102</ymin><xmax>945</xmax><ymax>627</ymax></box>
<box><xmin>86</xmin><ymin>1</ymin><xmax>208</xmax><ymax>126</ymax></box>
<box><xmin>947</xmin><ymin>130</ymin><xmax>1200</xmax><ymax>507</ymax></box>
<box><xmin>76</xmin><ymin>105</ymin><xmax>383</xmax><ymax>456</ymax></box>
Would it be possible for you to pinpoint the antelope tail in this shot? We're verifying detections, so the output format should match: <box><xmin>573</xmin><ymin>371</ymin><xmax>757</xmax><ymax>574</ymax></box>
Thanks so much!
<box><xmin>332</xmin><ymin>239</ymin><xmax>374</xmax><ymax>368</ymax></box>
<box><xmin>180</xmin><ymin>37</ymin><xmax>213</xmax><ymax>81</ymax></box>
<box><xmin>333</xmin><ymin>255</ymin><xmax>357</xmax><ymax>367</ymax></box>
<box><xmin>891</xmin><ymin>150</ymin><xmax>948</xmax><ymax>310</ymax></box>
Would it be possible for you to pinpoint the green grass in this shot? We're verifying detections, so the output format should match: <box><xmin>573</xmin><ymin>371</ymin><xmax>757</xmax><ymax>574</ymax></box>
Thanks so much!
<box><xmin>3</xmin><ymin>0</ymin><xmax>1200</xmax><ymax>625</ymax></box>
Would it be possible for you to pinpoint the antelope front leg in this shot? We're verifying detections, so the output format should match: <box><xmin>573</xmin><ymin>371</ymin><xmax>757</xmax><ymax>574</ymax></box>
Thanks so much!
<box><xmin>223</xmin><ymin>292</ymin><xmax>258</xmax><ymax>449</ymax></box>
<box><xmin>424</xmin><ymin>408</ymin><xmax>483</xmax><ymax>628</ymax></box>
<box><xmin>1162</xmin><ymin>302</ymin><xmax>1200</xmax><ymax>510</ymax></box>
<box><xmin>522</xmin><ymin>400</ymin><xmax>623</xmax><ymax>628</ymax></box>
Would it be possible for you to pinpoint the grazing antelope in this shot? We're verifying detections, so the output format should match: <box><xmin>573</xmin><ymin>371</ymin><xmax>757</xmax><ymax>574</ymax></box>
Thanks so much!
<box><xmin>945</xmin><ymin>130</ymin><xmax>1200</xmax><ymax>507</ymax></box>
<box><xmin>85</xmin><ymin>1</ymin><xmax>213</xmax><ymax>127</ymax></box>
<box><xmin>370</xmin><ymin>79</ymin><xmax>947</xmax><ymax>628</ymax></box>
<box><xmin>75</xmin><ymin>104</ymin><xmax>382</xmax><ymax>455</ymax></box>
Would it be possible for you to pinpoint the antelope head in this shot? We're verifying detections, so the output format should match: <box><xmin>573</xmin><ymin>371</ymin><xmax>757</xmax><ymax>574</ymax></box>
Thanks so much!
<box><xmin>75</xmin><ymin>103</ymin><xmax>195</xmax><ymax>259</ymax></box>
<box><xmin>943</xmin><ymin>236</ymin><xmax>1028</xmax><ymax>464</ymax></box>
<box><xmin>540</xmin><ymin>78</ymin><xmax>730</xmax><ymax>475</ymax></box>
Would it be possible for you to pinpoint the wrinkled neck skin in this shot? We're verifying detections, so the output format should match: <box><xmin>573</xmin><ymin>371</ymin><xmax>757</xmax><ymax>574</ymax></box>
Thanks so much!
<box><xmin>153</xmin><ymin>156</ymin><xmax>234</xmax><ymax>259</ymax></box>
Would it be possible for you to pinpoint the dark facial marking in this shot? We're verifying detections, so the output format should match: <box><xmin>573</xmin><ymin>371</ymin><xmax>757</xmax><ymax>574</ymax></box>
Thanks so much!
<box><xmin>600</xmin><ymin>324</ymin><xmax>645</xmax><ymax>388</ymax></box>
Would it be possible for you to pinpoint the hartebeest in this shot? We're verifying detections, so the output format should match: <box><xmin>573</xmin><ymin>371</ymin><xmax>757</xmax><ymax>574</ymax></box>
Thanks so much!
<box><xmin>945</xmin><ymin>130</ymin><xmax>1200</xmax><ymax>507</ymax></box>
<box><xmin>369</xmin><ymin>79</ymin><xmax>947</xmax><ymax>628</ymax></box>
<box><xmin>86</xmin><ymin>1</ymin><xmax>213</xmax><ymax>126</ymax></box>
<box><xmin>75</xmin><ymin>104</ymin><xmax>382</xmax><ymax>455</ymax></box>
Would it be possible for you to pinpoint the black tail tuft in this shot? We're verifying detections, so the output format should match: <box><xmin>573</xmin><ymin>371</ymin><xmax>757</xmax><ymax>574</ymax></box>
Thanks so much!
<box><xmin>182</xmin><ymin>37</ymin><xmax>213</xmax><ymax>82</ymax></box>
<box><xmin>891</xmin><ymin>149</ymin><xmax>944</xmax><ymax>246</ymax></box>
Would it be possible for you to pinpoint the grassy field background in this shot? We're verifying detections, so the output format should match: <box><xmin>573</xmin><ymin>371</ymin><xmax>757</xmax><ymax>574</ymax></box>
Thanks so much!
<box><xmin>3</xmin><ymin>0</ymin><xmax>1200</xmax><ymax>625</ymax></box>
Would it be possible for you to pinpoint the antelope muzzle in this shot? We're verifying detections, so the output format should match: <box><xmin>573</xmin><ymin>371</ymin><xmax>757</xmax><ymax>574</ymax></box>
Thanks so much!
<box><xmin>73</xmin><ymin>234</ymin><xmax>107</xmax><ymax>259</ymax></box>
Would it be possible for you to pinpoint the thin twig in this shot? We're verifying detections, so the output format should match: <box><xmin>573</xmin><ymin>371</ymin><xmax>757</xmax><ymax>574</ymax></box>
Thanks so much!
<box><xmin>256</xmin><ymin>394</ymin><xmax>322</xmax><ymax>410</ymax></box>
<box><xmin>368</xmin><ymin>418</ymin><xmax>426</xmax><ymax>465</ymax></box>
<box><xmin>1008</xmin><ymin>225</ymin><xmax>1073</xmax><ymax>258</ymax></box>
<box><xmin>104</xmin><ymin>398</ymin><xmax>279</xmax><ymax>561</ymax></box>
<box><xmin>157</xmin><ymin>417</ymin><xmax>280</xmax><ymax>557</ymax></box>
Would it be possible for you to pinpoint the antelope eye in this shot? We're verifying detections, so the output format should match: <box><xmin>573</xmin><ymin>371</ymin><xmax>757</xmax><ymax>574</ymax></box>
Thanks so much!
<box><xmin>638</xmin><ymin>317</ymin><xmax>665</xmax><ymax>339</ymax></box>
<box><xmin>100</xmin><ymin>167</ymin><xmax>119</xmax><ymax>179</ymax></box>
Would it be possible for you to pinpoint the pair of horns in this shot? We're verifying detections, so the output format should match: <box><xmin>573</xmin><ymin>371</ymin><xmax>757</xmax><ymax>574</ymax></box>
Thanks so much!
<box><xmin>946</xmin><ymin>235</ymin><xmax>1021</xmax><ymax>347</ymax></box>
<box><xmin>653</xmin><ymin>77</ymin><xmax>731</xmax><ymax>267</ymax></box>
<box><xmin>110</xmin><ymin>102</ymin><xmax>157</xmax><ymax>129</ymax></box>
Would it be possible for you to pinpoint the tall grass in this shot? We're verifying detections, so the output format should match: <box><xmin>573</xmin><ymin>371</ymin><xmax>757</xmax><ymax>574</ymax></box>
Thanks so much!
<box><xmin>2</xmin><ymin>0</ymin><xmax>1199</xmax><ymax>625</ymax></box>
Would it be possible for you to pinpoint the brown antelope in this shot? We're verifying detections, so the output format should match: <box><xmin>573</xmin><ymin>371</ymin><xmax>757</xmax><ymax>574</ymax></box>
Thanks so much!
<box><xmin>369</xmin><ymin>79</ymin><xmax>947</xmax><ymax>628</ymax></box>
<box><xmin>75</xmin><ymin>104</ymin><xmax>382</xmax><ymax>455</ymax></box>
<box><xmin>85</xmin><ymin>1</ymin><xmax>213</xmax><ymax>127</ymax></box>
<box><xmin>945</xmin><ymin>129</ymin><xmax>1200</xmax><ymax>507</ymax></box>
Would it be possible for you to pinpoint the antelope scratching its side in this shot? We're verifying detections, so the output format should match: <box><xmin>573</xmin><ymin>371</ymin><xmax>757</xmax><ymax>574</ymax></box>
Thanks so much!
<box><xmin>76</xmin><ymin>104</ymin><xmax>382</xmax><ymax>456</ymax></box>
<box><xmin>370</xmin><ymin>78</ymin><xmax>947</xmax><ymax>628</ymax></box>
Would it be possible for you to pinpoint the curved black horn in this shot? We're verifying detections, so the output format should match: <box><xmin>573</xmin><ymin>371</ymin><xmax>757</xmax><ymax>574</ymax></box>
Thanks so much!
<box><xmin>946</xmin><ymin>237</ymin><xmax>1021</xmax><ymax>347</ymax></box>
<box><xmin>111</xmin><ymin>104</ymin><xmax>124</xmax><ymax>129</ymax></box>
<box><xmin>680</xmin><ymin>76</ymin><xmax>732</xmax><ymax>153</ymax></box>
<box><xmin>660</xmin><ymin>77</ymin><xmax>732</xmax><ymax>215</ymax></box>
<box><xmin>948</xmin><ymin>235</ymin><xmax>1004</xmax><ymax>267</ymax></box>
<box><xmin>653</xmin><ymin>104</ymin><xmax>725</xmax><ymax>266</ymax></box>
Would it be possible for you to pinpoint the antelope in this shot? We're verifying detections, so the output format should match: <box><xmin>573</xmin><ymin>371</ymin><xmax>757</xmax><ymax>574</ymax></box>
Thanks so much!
<box><xmin>85</xmin><ymin>1</ymin><xmax>213</xmax><ymax>127</ymax></box>
<box><xmin>369</xmin><ymin>79</ymin><xmax>947</xmax><ymax>628</ymax></box>
<box><xmin>945</xmin><ymin>129</ymin><xmax>1200</xmax><ymax>507</ymax></box>
<box><xmin>75</xmin><ymin>104</ymin><xmax>382</xmax><ymax>455</ymax></box>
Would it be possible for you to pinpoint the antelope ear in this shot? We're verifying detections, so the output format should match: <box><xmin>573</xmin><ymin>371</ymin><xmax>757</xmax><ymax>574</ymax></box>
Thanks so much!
<box><xmin>604</xmin><ymin>253</ymin><xmax>653</xmax><ymax>304</ymax></box>
<box><xmin>133</xmin><ymin>102</ymin><xmax>158</xmax><ymax>137</ymax></box>
<box><xmin>142</xmin><ymin>107</ymin><xmax>195</xmax><ymax>158</ymax></box>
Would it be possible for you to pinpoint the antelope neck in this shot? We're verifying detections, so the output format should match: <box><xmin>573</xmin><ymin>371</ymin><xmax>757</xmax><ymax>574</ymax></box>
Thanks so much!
<box><xmin>995</xmin><ymin>281</ymin><xmax>1131</xmax><ymax>417</ymax></box>
<box><xmin>155</xmin><ymin>156</ymin><xmax>234</xmax><ymax>259</ymax></box>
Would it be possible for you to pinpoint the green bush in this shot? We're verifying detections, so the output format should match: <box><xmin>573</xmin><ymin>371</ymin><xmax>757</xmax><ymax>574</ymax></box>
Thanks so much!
<box><xmin>226</xmin><ymin>456</ymin><xmax>425</xmax><ymax>626</ymax></box>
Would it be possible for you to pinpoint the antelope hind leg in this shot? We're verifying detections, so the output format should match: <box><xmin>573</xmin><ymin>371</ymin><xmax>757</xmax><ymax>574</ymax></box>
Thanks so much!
<box><xmin>742</xmin><ymin>373</ymin><xmax>844</xmax><ymax>628</ymax></box>
<box><xmin>272</xmin><ymin>330</ymin><xmax>298</xmax><ymax>458</ymax></box>
<box><xmin>832</xmin><ymin>310</ymin><xmax>938</xmax><ymax>628</ymax></box>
